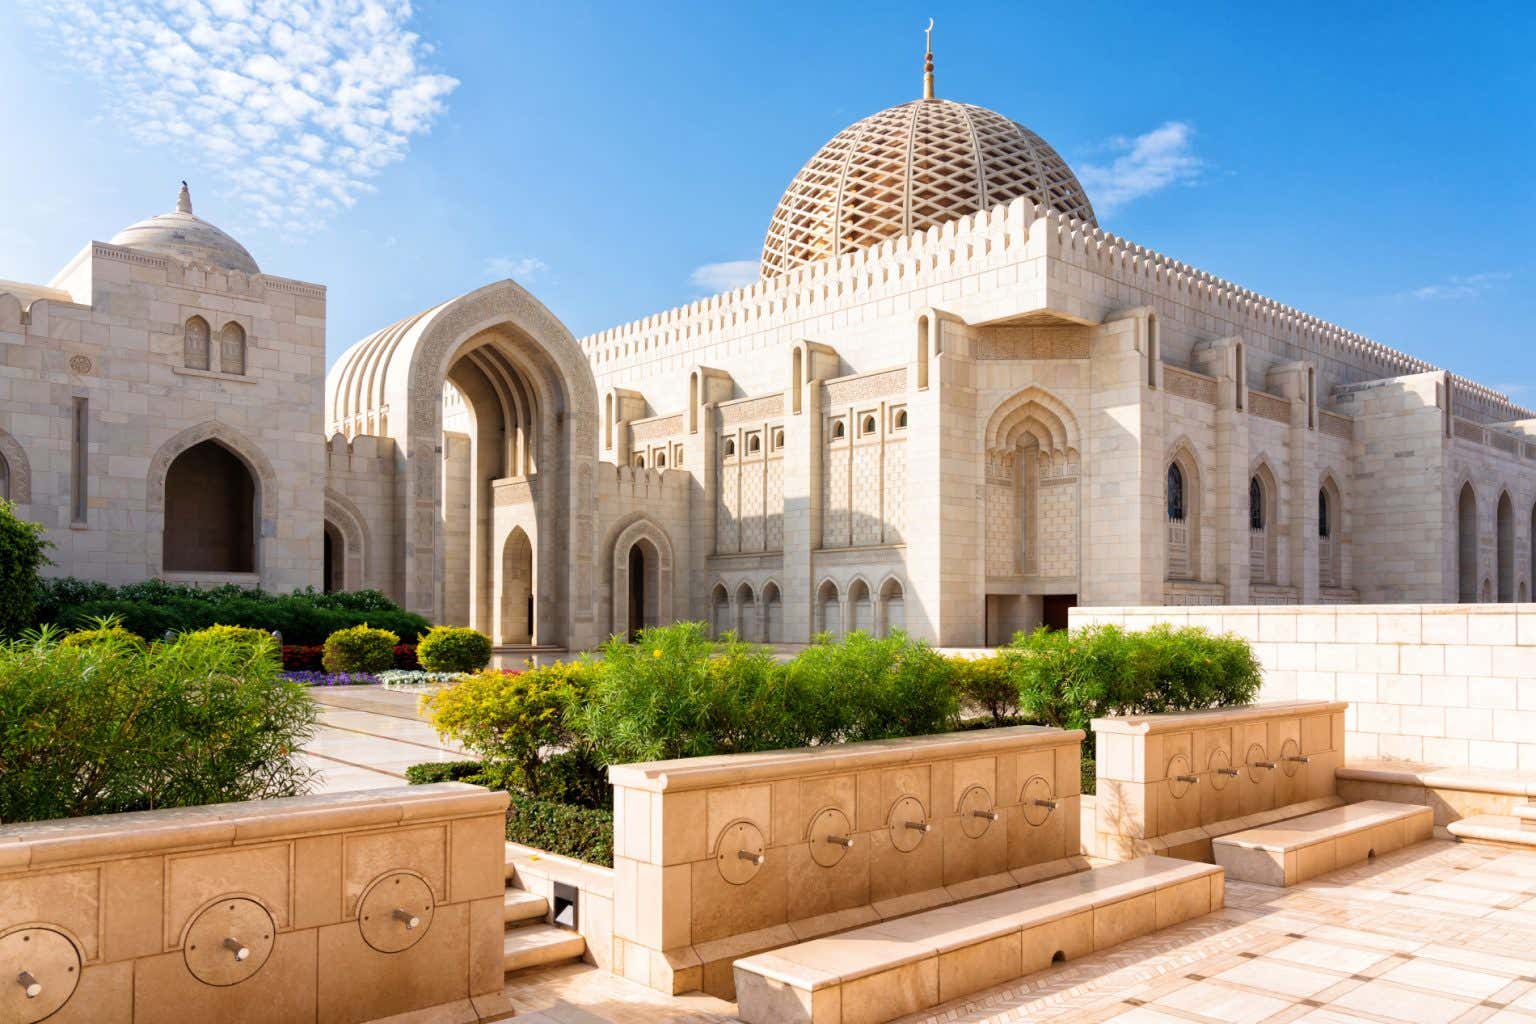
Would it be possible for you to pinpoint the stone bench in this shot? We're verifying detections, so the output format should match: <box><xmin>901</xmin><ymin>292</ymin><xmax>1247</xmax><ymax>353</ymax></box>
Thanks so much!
<box><xmin>1212</xmin><ymin>800</ymin><xmax>1433</xmax><ymax>886</ymax></box>
<box><xmin>732</xmin><ymin>856</ymin><xmax>1223</xmax><ymax>1024</ymax></box>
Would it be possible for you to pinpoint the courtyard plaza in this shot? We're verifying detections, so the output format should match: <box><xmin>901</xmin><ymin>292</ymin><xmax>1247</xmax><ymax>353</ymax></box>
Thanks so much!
<box><xmin>307</xmin><ymin>685</ymin><xmax>1536</xmax><ymax>1024</ymax></box>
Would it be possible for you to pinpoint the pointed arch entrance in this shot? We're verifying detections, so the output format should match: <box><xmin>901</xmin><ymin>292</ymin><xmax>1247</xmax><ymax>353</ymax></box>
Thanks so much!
<box><xmin>604</xmin><ymin>516</ymin><xmax>675</xmax><ymax>641</ymax></box>
<box><xmin>500</xmin><ymin>527</ymin><xmax>535</xmax><ymax>643</ymax></box>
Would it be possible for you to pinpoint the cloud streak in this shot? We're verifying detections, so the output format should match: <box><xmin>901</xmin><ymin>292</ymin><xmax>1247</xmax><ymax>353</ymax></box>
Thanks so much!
<box><xmin>1078</xmin><ymin>122</ymin><xmax>1202</xmax><ymax>215</ymax></box>
<box><xmin>484</xmin><ymin>255</ymin><xmax>546</xmax><ymax>280</ymax></box>
<box><xmin>690</xmin><ymin>260</ymin><xmax>759</xmax><ymax>294</ymax></box>
<box><xmin>25</xmin><ymin>0</ymin><xmax>458</xmax><ymax>231</ymax></box>
<box><xmin>1404</xmin><ymin>272</ymin><xmax>1512</xmax><ymax>301</ymax></box>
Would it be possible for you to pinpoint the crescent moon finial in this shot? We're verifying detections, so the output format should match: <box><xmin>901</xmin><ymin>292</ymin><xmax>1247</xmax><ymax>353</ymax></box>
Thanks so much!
<box><xmin>922</xmin><ymin>19</ymin><xmax>935</xmax><ymax>99</ymax></box>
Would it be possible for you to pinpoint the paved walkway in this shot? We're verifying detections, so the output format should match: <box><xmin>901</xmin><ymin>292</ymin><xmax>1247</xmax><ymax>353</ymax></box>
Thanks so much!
<box><xmin>300</xmin><ymin>684</ymin><xmax>467</xmax><ymax>793</ymax></box>
<box><xmin>294</xmin><ymin>687</ymin><xmax>1536</xmax><ymax>1024</ymax></box>
<box><xmin>506</xmin><ymin>840</ymin><xmax>1536</xmax><ymax>1024</ymax></box>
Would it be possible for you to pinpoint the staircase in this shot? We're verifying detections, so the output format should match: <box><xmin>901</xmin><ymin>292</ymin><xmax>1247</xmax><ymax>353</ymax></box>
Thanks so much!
<box><xmin>502</xmin><ymin>862</ymin><xmax>586</xmax><ymax>975</ymax></box>
<box><xmin>1447</xmin><ymin>802</ymin><xmax>1536</xmax><ymax>849</ymax></box>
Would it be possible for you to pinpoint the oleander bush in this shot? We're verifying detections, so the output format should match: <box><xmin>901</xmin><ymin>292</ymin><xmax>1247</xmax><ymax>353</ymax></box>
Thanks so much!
<box><xmin>321</xmin><ymin>624</ymin><xmax>398</xmax><ymax>674</ymax></box>
<box><xmin>0</xmin><ymin>625</ymin><xmax>316</xmax><ymax>822</ymax></box>
<box><xmin>781</xmin><ymin>629</ymin><xmax>959</xmax><ymax>745</ymax></box>
<box><xmin>28</xmin><ymin>577</ymin><xmax>430</xmax><ymax>645</ymax></box>
<box><xmin>0</xmin><ymin>500</ymin><xmax>50</xmax><ymax>638</ymax></box>
<box><xmin>1005</xmin><ymin>623</ymin><xmax>1261</xmax><ymax>732</ymax></box>
<box><xmin>415</xmin><ymin>625</ymin><xmax>493</xmax><ymax>673</ymax></box>
<box><xmin>953</xmin><ymin>653</ymin><xmax>1018</xmax><ymax>725</ymax></box>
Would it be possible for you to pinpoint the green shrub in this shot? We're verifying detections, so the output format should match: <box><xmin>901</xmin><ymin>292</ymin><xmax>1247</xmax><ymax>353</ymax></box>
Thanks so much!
<box><xmin>0</xmin><ymin>501</ymin><xmax>50</xmax><ymax>637</ymax></box>
<box><xmin>782</xmin><ymin>630</ymin><xmax>959</xmax><ymax>744</ymax></box>
<box><xmin>578</xmin><ymin>623</ymin><xmax>795</xmax><ymax>764</ymax></box>
<box><xmin>183</xmin><ymin>623</ymin><xmax>278</xmax><ymax>655</ymax></box>
<box><xmin>1005</xmin><ymin>623</ymin><xmax>1260</xmax><ymax>731</ymax></box>
<box><xmin>58</xmin><ymin>616</ymin><xmax>148</xmax><ymax>652</ymax></box>
<box><xmin>322</xmin><ymin>624</ymin><xmax>399</xmax><ymax>673</ymax></box>
<box><xmin>423</xmin><ymin>663</ymin><xmax>591</xmax><ymax>796</ymax></box>
<box><xmin>29</xmin><ymin>578</ymin><xmax>430</xmax><ymax>645</ymax></box>
<box><xmin>416</xmin><ymin>625</ymin><xmax>493</xmax><ymax>673</ymax></box>
<box><xmin>404</xmin><ymin>760</ymin><xmax>487</xmax><ymax>785</ymax></box>
<box><xmin>505</xmin><ymin>793</ymin><xmax>614</xmax><ymax>866</ymax></box>
<box><xmin>539</xmin><ymin>747</ymin><xmax>612</xmax><ymax>810</ymax></box>
<box><xmin>953</xmin><ymin>653</ymin><xmax>1017</xmax><ymax>725</ymax></box>
<box><xmin>0</xmin><ymin>626</ymin><xmax>316</xmax><ymax>821</ymax></box>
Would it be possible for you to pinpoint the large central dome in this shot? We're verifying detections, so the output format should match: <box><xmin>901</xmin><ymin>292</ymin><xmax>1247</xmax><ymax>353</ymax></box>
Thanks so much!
<box><xmin>761</xmin><ymin>98</ymin><xmax>1096</xmax><ymax>278</ymax></box>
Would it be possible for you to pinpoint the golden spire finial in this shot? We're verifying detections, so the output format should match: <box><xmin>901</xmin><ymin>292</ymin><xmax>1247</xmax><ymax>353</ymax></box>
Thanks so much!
<box><xmin>923</xmin><ymin>19</ymin><xmax>935</xmax><ymax>99</ymax></box>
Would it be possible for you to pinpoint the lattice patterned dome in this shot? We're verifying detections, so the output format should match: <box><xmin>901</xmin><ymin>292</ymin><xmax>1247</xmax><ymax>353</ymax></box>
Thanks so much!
<box><xmin>761</xmin><ymin>98</ymin><xmax>1096</xmax><ymax>278</ymax></box>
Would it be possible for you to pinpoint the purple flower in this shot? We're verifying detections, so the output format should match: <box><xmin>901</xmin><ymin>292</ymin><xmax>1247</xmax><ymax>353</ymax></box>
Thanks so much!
<box><xmin>281</xmin><ymin>671</ymin><xmax>379</xmax><ymax>686</ymax></box>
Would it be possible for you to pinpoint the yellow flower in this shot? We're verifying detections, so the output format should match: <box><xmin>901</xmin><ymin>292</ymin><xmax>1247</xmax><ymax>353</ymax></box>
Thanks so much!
<box><xmin>652</xmin><ymin>649</ymin><xmax>663</xmax><ymax>658</ymax></box>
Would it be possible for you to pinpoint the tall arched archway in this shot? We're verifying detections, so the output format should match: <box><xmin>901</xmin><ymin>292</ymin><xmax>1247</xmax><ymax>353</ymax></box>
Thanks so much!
<box><xmin>762</xmin><ymin>581</ymin><xmax>783</xmax><ymax>643</ymax></box>
<box><xmin>1165</xmin><ymin>442</ymin><xmax>1203</xmax><ymax>581</ymax></box>
<box><xmin>1458</xmin><ymin>483</ymin><xmax>1479</xmax><ymax>602</ymax></box>
<box><xmin>326</xmin><ymin>280</ymin><xmax>600</xmax><ymax>647</ymax></box>
<box><xmin>877</xmin><ymin>576</ymin><xmax>906</xmax><ymax>637</ymax></box>
<box><xmin>1249</xmin><ymin>460</ymin><xmax>1279</xmax><ymax>586</ymax></box>
<box><xmin>1318</xmin><ymin>473</ymin><xmax>1343</xmax><ymax>590</ymax></box>
<box><xmin>323</xmin><ymin>489</ymin><xmax>369</xmax><ymax>593</ymax></box>
<box><xmin>500</xmin><ymin>527</ymin><xmax>534</xmax><ymax>644</ymax></box>
<box><xmin>163</xmin><ymin>440</ymin><xmax>256</xmax><ymax>573</ymax></box>
<box><xmin>604</xmin><ymin>515</ymin><xmax>675</xmax><ymax>641</ymax></box>
<box><xmin>1497</xmin><ymin>491</ymin><xmax>1515</xmax><ymax>602</ymax></box>
<box><xmin>0</xmin><ymin>425</ymin><xmax>29</xmax><ymax>505</ymax></box>
<box><xmin>816</xmin><ymin>579</ymin><xmax>842</xmax><ymax>637</ymax></box>
<box><xmin>735</xmin><ymin>582</ymin><xmax>758</xmax><ymax>641</ymax></box>
<box><xmin>710</xmin><ymin>583</ymin><xmax>731</xmax><ymax>639</ymax></box>
<box><xmin>148</xmin><ymin>422</ymin><xmax>276</xmax><ymax>579</ymax></box>
<box><xmin>847</xmin><ymin>577</ymin><xmax>872</xmax><ymax>634</ymax></box>
<box><xmin>982</xmin><ymin>386</ymin><xmax>1081</xmax><ymax>579</ymax></box>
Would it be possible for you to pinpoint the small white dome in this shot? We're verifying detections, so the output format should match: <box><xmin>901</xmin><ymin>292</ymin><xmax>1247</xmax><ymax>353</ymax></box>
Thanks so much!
<box><xmin>109</xmin><ymin>184</ymin><xmax>260</xmax><ymax>275</ymax></box>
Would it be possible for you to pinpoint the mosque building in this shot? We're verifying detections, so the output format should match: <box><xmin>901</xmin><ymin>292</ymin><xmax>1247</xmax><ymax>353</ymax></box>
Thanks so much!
<box><xmin>3</xmin><ymin>46</ymin><xmax>1533</xmax><ymax>649</ymax></box>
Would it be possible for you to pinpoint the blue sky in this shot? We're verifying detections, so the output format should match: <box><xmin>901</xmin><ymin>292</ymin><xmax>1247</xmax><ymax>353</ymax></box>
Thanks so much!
<box><xmin>2</xmin><ymin>1</ymin><xmax>1532</xmax><ymax>396</ymax></box>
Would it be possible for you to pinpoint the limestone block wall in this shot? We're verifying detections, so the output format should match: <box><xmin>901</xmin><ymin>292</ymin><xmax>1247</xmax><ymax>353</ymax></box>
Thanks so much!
<box><xmin>324</xmin><ymin>433</ymin><xmax>398</xmax><ymax>596</ymax></box>
<box><xmin>1092</xmin><ymin>700</ymin><xmax>1344</xmax><ymax>861</ymax></box>
<box><xmin>0</xmin><ymin>784</ymin><xmax>511</xmax><ymax>1024</ymax></box>
<box><xmin>594</xmin><ymin>463</ymin><xmax>692</xmax><ymax>639</ymax></box>
<box><xmin>1074</xmin><ymin>605</ymin><xmax>1536</xmax><ymax>773</ymax></box>
<box><xmin>606</xmin><ymin>725</ymin><xmax>1086</xmax><ymax>999</ymax></box>
<box><xmin>0</xmin><ymin>243</ymin><xmax>326</xmax><ymax>592</ymax></box>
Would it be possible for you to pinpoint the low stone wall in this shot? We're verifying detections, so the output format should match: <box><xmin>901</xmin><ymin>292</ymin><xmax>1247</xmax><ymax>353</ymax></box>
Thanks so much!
<box><xmin>505</xmin><ymin>841</ymin><xmax>614</xmax><ymax>970</ymax></box>
<box><xmin>0</xmin><ymin>784</ymin><xmax>512</xmax><ymax>1024</ymax></box>
<box><xmin>607</xmin><ymin>725</ymin><xmax>1087</xmax><ymax>999</ymax></box>
<box><xmin>1073</xmin><ymin>604</ymin><xmax>1536</xmax><ymax>772</ymax></box>
<box><xmin>1092</xmin><ymin>700</ymin><xmax>1345</xmax><ymax>860</ymax></box>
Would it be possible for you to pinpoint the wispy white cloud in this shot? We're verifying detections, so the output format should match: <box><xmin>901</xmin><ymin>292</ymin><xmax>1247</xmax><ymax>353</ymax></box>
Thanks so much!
<box><xmin>484</xmin><ymin>255</ymin><xmax>546</xmax><ymax>280</ymax></box>
<box><xmin>1078</xmin><ymin>122</ymin><xmax>1202</xmax><ymax>215</ymax></box>
<box><xmin>690</xmin><ymin>260</ymin><xmax>759</xmax><ymax>294</ymax></box>
<box><xmin>24</xmin><ymin>0</ymin><xmax>458</xmax><ymax>231</ymax></box>
<box><xmin>1403</xmin><ymin>271</ymin><xmax>1512</xmax><ymax>301</ymax></box>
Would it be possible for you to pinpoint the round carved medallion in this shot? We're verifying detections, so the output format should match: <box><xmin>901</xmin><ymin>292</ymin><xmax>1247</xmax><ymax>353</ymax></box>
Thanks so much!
<box><xmin>68</xmin><ymin>355</ymin><xmax>91</xmax><ymax>374</ymax></box>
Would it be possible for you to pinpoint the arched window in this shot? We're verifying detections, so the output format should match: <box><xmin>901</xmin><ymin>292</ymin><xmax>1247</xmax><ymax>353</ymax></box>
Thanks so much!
<box><xmin>1497</xmin><ymin>491</ymin><xmax>1514</xmax><ymax>602</ymax></box>
<box><xmin>1249</xmin><ymin>477</ymin><xmax>1265</xmax><ymax>530</ymax></box>
<box><xmin>655</xmin><ymin>451</ymin><xmax>666</xmax><ymax>467</ymax></box>
<box><xmin>748</xmin><ymin>435</ymin><xmax>761</xmax><ymax>453</ymax></box>
<box><xmin>772</xmin><ymin>428</ymin><xmax>784</xmax><ymax>450</ymax></box>
<box><xmin>894</xmin><ymin>409</ymin><xmax>908</xmax><ymax>430</ymax></box>
<box><xmin>219</xmin><ymin>321</ymin><xmax>246</xmax><ymax>375</ymax></box>
<box><xmin>1458</xmin><ymin>483</ymin><xmax>1478</xmax><ymax>601</ymax></box>
<box><xmin>1318</xmin><ymin>489</ymin><xmax>1330</xmax><ymax>538</ymax></box>
<box><xmin>184</xmin><ymin>316</ymin><xmax>210</xmax><ymax>371</ymax></box>
<box><xmin>861</xmin><ymin>415</ymin><xmax>877</xmax><ymax>435</ymax></box>
<box><xmin>831</xmin><ymin>420</ymin><xmax>845</xmax><ymax>440</ymax></box>
<box><xmin>723</xmin><ymin>437</ymin><xmax>736</xmax><ymax>457</ymax></box>
<box><xmin>1167</xmin><ymin>463</ymin><xmax>1185</xmax><ymax>521</ymax></box>
<box><xmin>633</xmin><ymin>454</ymin><xmax>645</xmax><ymax>468</ymax></box>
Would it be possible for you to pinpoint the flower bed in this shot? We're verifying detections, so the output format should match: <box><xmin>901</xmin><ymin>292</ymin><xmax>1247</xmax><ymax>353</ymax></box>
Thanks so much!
<box><xmin>379</xmin><ymin>669</ymin><xmax>471</xmax><ymax>691</ymax></box>
<box><xmin>282</xmin><ymin>670</ymin><xmax>380</xmax><ymax>686</ymax></box>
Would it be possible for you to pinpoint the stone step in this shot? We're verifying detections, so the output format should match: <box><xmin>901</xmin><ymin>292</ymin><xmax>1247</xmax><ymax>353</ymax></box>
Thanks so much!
<box><xmin>1213</xmin><ymin>800</ymin><xmax>1433</xmax><ymax>887</ymax></box>
<box><xmin>503</xmin><ymin>923</ymin><xmax>585</xmax><ymax>975</ymax></box>
<box><xmin>1448</xmin><ymin>814</ymin><xmax>1536</xmax><ymax>848</ymax></box>
<box><xmin>504</xmin><ymin>886</ymin><xmax>548</xmax><ymax>926</ymax></box>
<box><xmin>734</xmin><ymin>856</ymin><xmax>1223</xmax><ymax>1024</ymax></box>
<box><xmin>1516</xmin><ymin>804</ymin><xmax>1536</xmax><ymax>831</ymax></box>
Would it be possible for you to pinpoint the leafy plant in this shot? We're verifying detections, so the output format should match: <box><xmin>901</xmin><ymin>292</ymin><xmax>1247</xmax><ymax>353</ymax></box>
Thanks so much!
<box><xmin>0</xmin><ymin>500</ymin><xmax>50</xmax><ymax>637</ymax></box>
<box><xmin>58</xmin><ymin>615</ymin><xmax>148</xmax><ymax>652</ymax></box>
<box><xmin>953</xmin><ymin>653</ymin><xmax>1018</xmax><ymax>725</ymax></box>
<box><xmin>321</xmin><ymin>624</ymin><xmax>398</xmax><ymax>673</ymax></box>
<box><xmin>0</xmin><ymin>626</ymin><xmax>317</xmax><ymax>822</ymax></box>
<box><xmin>781</xmin><ymin>630</ymin><xmax>959</xmax><ymax>744</ymax></box>
<box><xmin>415</xmin><ymin>625</ymin><xmax>493</xmax><ymax>673</ymax></box>
<box><xmin>423</xmin><ymin>662</ymin><xmax>591</xmax><ymax>796</ymax></box>
<box><xmin>505</xmin><ymin>793</ymin><xmax>614</xmax><ymax>866</ymax></box>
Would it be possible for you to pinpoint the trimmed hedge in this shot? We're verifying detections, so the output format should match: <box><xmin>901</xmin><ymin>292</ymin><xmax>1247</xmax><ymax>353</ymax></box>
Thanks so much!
<box><xmin>322</xmin><ymin>624</ymin><xmax>398</xmax><ymax>673</ymax></box>
<box><xmin>416</xmin><ymin>626</ymin><xmax>492</xmax><ymax>673</ymax></box>
<box><xmin>29</xmin><ymin>578</ymin><xmax>430</xmax><ymax>645</ymax></box>
<box><xmin>506</xmin><ymin>794</ymin><xmax>614</xmax><ymax>866</ymax></box>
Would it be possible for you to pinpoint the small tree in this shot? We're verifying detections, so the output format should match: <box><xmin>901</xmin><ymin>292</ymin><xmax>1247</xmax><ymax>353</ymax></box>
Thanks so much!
<box><xmin>0</xmin><ymin>500</ymin><xmax>50</xmax><ymax>637</ymax></box>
